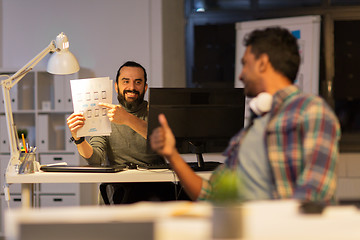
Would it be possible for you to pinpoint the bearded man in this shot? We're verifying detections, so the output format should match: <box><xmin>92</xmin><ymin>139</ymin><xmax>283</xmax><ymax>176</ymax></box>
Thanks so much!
<box><xmin>67</xmin><ymin>61</ymin><xmax>180</xmax><ymax>204</ymax></box>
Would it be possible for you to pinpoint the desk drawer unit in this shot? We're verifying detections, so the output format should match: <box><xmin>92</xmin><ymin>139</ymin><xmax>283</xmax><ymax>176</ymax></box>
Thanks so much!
<box><xmin>39</xmin><ymin>154</ymin><xmax>80</xmax><ymax>195</ymax></box>
<box><xmin>39</xmin><ymin>195</ymin><xmax>79</xmax><ymax>207</ymax></box>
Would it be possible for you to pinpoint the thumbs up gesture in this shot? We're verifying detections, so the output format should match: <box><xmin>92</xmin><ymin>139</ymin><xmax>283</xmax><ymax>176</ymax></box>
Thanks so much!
<box><xmin>150</xmin><ymin>114</ymin><xmax>177</xmax><ymax>158</ymax></box>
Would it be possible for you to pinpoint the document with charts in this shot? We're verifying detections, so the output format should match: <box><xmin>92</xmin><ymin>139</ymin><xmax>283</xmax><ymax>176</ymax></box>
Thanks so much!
<box><xmin>70</xmin><ymin>77</ymin><xmax>113</xmax><ymax>137</ymax></box>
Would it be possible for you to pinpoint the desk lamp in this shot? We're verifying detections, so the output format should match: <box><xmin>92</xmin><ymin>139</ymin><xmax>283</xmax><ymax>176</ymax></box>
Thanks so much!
<box><xmin>0</xmin><ymin>32</ymin><xmax>80</xmax><ymax>169</ymax></box>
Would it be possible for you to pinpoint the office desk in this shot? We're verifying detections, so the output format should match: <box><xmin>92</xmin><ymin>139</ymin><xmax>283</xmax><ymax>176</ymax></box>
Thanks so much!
<box><xmin>5</xmin><ymin>200</ymin><xmax>360</xmax><ymax>240</ymax></box>
<box><xmin>5</xmin><ymin>168</ymin><xmax>212</xmax><ymax>208</ymax></box>
<box><xmin>5</xmin><ymin>201</ymin><xmax>212</xmax><ymax>240</ymax></box>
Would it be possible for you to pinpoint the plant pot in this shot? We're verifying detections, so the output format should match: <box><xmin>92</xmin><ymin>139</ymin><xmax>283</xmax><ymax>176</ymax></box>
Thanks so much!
<box><xmin>212</xmin><ymin>204</ymin><xmax>243</xmax><ymax>239</ymax></box>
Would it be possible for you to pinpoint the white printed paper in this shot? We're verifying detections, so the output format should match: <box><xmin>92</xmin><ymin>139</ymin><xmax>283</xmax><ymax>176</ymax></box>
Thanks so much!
<box><xmin>70</xmin><ymin>77</ymin><xmax>113</xmax><ymax>137</ymax></box>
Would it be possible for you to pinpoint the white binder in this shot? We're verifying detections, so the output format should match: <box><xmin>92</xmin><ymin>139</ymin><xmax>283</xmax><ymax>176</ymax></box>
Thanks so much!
<box><xmin>0</xmin><ymin>115</ymin><xmax>10</xmax><ymax>152</ymax></box>
<box><xmin>37</xmin><ymin>114</ymin><xmax>49</xmax><ymax>151</ymax></box>
<box><xmin>64</xmin><ymin>77</ymin><xmax>73</xmax><ymax>110</ymax></box>
<box><xmin>53</xmin><ymin>75</ymin><xmax>65</xmax><ymax>110</ymax></box>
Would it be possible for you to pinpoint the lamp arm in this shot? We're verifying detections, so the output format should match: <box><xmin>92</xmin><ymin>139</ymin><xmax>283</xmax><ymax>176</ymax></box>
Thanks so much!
<box><xmin>6</xmin><ymin>41</ymin><xmax>56</xmax><ymax>89</ymax></box>
<box><xmin>0</xmin><ymin>40</ymin><xmax>56</xmax><ymax>165</ymax></box>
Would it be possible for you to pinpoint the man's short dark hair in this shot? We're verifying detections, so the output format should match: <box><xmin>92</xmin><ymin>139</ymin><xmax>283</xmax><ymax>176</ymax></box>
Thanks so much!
<box><xmin>115</xmin><ymin>61</ymin><xmax>147</xmax><ymax>84</ymax></box>
<box><xmin>244</xmin><ymin>27</ymin><xmax>300</xmax><ymax>83</ymax></box>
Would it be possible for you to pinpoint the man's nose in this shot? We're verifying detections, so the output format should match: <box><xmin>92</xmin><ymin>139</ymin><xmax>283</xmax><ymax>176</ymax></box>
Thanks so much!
<box><xmin>129</xmin><ymin>81</ymin><xmax>135</xmax><ymax>90</ymax></box>
<box><xmin>238</xmin><ymin>72</ymin><xmax>243</xmax><ymax>82</ymax></box>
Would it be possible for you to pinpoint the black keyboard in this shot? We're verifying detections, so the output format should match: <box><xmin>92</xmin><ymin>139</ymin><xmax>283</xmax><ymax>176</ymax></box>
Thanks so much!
<box><xmin>141</xmin><ymin>162</ymin><xmax>170</xmax><ymax>170</ymax></box>
<box><xmin>142</xmin><ymin>161</ymin><xmax>222</xmax><ymax>172</ymax></box>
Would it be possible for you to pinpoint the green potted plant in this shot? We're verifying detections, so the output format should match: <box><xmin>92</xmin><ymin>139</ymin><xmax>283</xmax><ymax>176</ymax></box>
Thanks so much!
<box><xmin>17</xmin><ymin>129</ymin><xmax>28</xmax><ymax>151</ymax></box>
<box><xmin>210</xmin><ymin>166</ymin><xmax>245</xmax><ymax>239</ymax></box>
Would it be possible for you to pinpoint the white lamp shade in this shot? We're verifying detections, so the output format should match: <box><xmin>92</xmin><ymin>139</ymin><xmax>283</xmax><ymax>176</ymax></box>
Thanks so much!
<box><xmin>47</xmin><ymin>50</ymin><xmax>80</xmax><ymax>75</ymax></box>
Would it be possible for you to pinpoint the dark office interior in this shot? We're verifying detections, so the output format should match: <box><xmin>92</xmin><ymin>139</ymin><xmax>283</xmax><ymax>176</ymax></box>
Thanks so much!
<box><xmin>185</xmin><ymin>0</ymin><xmax>360</xmax><ymax>152</ymax></box>
<box><xmin>185</xmin><ymin>0</ymin><xmax>360</xmax><ymax>206</ymax></box>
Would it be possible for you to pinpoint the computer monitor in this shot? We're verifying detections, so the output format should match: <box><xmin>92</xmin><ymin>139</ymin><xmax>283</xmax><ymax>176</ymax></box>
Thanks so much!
<box><xmin>147</xmin><ymin>88</ymin><xmax>245</xmax><ymax>168</ymax></box>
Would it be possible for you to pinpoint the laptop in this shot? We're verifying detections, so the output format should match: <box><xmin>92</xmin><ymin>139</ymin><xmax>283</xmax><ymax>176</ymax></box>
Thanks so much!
<box><xmin>40</xmin><ymin>165</ymin><xmax>126</xmax><ymax>173</ymax></box>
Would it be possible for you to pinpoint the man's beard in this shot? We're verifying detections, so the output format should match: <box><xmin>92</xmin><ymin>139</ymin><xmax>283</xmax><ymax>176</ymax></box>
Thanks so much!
<box><xmin>117</xmin><ymin>89</ymin><xmax>145</xmax><ymax>112</ymax></box>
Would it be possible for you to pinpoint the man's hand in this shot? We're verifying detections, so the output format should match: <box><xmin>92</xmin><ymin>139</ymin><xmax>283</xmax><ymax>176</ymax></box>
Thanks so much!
<box><xmin>99</xmin><ymin>102</ymin><xmax>129</xmax><ymax>125</ymax></box>
<box><xmin>67</xmin><ymin>113</ymin><xmax>85</xmax><ymax>140</ymax></box>
<box><xmin>150</xmin><ymin>114</ymin><xmax>177</xmax><ymax>159</ymax></box>
<box><xmin>66</xmin><ymin>112</ymin><xmax>93</xmax><ymax>158</ymax></box>
<box><xmin>150</xmin><ymin>114</ymin><xmax>203</xmax><ymax>200</ymax></box>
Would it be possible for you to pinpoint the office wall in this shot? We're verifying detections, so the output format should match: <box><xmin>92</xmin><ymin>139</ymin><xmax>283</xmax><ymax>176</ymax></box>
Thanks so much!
<box><xmin>162</xmin><ymin>0</ymin><xmax>186</xmax><ymax>88</ymax></box>
<box><xmin>1</xmin><ymin>0</ymin><xmax>185</xmax><ymax>205</ymax></box>
<box><xmin>0</xmin><ymin>1</ymin><xmax>2</xmax><ymax>67</ymax></box>
<box><xmin>1</xmin><ymin>0</ymin><xmax>185</xmax><ymax>89</ymax></box>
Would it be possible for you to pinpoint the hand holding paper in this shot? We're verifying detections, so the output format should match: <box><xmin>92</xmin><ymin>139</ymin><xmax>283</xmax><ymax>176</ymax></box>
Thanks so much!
<box><xmin>66</xmin><ymin>113</ymin><xmax>85</xmax><ymax>139</ymax></box>
<box><xmin>70</xmin><ymin>77</ymin><xmax>113</xmax><ymax>137</ymax></box>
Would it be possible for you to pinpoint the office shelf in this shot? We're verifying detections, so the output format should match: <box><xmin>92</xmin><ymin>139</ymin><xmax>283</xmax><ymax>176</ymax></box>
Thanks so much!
<box><xmin>0</xmin><ymin>69</ymin><xmax>80</xmax><ymax>234</ymax></box>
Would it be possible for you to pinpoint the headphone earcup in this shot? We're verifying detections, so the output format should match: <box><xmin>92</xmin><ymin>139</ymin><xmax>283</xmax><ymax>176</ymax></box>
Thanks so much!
<box><xmin>249</xmin><ymin>92</ymin><xmax>273</xmax><ymax>115</ymax></box>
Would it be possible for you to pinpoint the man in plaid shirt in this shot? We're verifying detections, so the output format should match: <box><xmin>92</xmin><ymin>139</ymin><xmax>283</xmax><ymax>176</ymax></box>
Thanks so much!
<box><xmin>150</xmin><ymin>27</ymin><xmax>341</xmax><ymax>204</ymax></box>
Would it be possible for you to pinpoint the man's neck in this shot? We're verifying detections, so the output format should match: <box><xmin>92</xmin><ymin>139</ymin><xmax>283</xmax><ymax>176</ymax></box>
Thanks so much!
<box><xmin>264</xmin><ymin>72</ymin><xmax>292</xmax><ymax>95</ymax></box>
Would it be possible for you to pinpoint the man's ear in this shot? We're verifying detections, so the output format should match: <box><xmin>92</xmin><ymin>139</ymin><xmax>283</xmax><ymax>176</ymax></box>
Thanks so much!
<box><xmin>115</xmin><ymin>82</ymin><xmax>119</xmax><ymax>94</ymax></box>
<box><xmin>258</xmin><ymin>54</ymin><xmax>270</xmax><ymax>73</ymax></box>
<box><xmin>144</xmin><ymin>83</ymin><xmax>148</xmax><ymax>93</ymax></box>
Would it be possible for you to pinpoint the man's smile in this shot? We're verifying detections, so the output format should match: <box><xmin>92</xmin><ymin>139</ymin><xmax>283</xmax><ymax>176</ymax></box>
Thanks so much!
<box><xmin>126</xmin><ymin>92</ymin><xmax>138</xmax><ymax>98</ymax></box>
<box><xmin>124</xmin><ymin>90</ymin><xmax>140</xmax><ymax>100</ymax></box>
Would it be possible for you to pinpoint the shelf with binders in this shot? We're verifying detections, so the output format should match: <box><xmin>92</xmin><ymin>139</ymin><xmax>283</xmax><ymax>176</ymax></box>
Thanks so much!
<box><xmin>0</xmin><ymin>70</ymin><xmax>35</xmax><ymax>153</ymax></box>
<box><xmin>0</xmin><ymin>69</ymin><xmax>81</xmax><ymax>210</ymax></box>
<box><xmin>0</xmin><ymin>113</ymin><xmax>36</xmax><ymax>154</ymax></box>
<box><xmin>37</xmin><ymin>113</ymin><xmax>76</xmax><ymax>153</ymax></box>
<box><xmin>0</xmin><ymin>70</ymin><xmax>35</xmax><ymax>113</ymax></box>
<box><xmin>0</xmin><ymin>69</ymin><xmax>78</xmax><ymax>154</ymax></box>
<box><xmin>37</xmin><ymin>71</ymin><xmax>77</xmax><ymax>112</ymax></box>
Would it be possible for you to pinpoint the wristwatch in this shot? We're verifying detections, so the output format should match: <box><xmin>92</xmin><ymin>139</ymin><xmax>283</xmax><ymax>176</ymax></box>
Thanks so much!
<box><xmin>70</xmin><ymin>136</ymin><xmax>85</xmax><ymax>145</ymax></box>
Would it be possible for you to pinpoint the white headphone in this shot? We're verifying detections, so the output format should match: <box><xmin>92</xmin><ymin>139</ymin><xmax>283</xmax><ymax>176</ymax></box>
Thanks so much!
<box><xmin>249</xmin><ymin>92</ymin><xmax>273</xmax><ymax>116</ymax></box>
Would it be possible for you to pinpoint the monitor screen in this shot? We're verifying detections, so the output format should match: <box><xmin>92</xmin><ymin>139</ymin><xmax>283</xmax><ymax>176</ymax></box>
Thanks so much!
<box><xmin>147</xmin><ymin>88</ymin><xmax>245</xmax><ymax>156</ymax></box>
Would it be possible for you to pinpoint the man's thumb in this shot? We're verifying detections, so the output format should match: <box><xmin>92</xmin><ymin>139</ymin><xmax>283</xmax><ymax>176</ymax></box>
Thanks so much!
<box><xmin>158</xmin><ymin>113</ymin><xmax>170</xmax><ymax>130</ymax></box>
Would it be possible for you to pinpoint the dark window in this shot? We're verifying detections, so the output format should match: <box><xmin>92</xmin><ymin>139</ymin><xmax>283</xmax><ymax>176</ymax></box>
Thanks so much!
<box><xmin>258</xmin><ymin>0</ymin><xmax>321</xmax><ymax>8</ymax></box>
<box><xmin>192</xmin><ymin>0</ymin><xmax>250</xmax><ymax>12</ymax></box>
<box><xmin>192</xmin><ymin>24</ymin><xmax>236</xmax><ymax>88</ymax></box>
<box><xmin>334</xmin><ymin>20</ymin><xmax>360</xmax><ymax>151</ymax></box>
<box><xmin>331</xmin><ymin>0</ymin><xmax>360</xmax><ymax>6</ymax></box>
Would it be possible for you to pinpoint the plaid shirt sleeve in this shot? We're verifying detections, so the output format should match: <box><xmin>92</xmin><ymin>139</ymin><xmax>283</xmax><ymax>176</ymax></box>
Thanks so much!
<box><xmin>268</xmin><ymin>92</ymin><xmax>341</xmax><ymax>203</ymax></box>
<box><xmin>293</xmin><ymin>97</ymin><xmax>341</xmax><ymax>202</ymax></box>
<box><xmin>198</xmin><ymin>179</ymin><xmax>212</xmax><ymax>201</ymax></box>
<box><xmin>197</xmin><ymin>164</ymin><xmax>229</xmax><ymax>201</ymax></box>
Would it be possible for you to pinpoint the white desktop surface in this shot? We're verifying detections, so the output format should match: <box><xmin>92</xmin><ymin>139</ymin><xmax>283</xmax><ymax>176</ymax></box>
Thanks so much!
<box><xmin>5</xmin><ymin>168</ymin><xmax>212</xmax><ymax>209</ymax></box>
<box><xmin>5</xmin><ymin>200</ymin><xmax>360</xmax><ymax>240</ymax></box>
<box><xmin>6</xmin><ymin>152</ymin><xmax>223</xmax><ymax>184</ymax></box>
<box><xmin>6</xmin><ymin>168</ymin><xmax>211</xmax><ymax>184</ymax></box>
<box><xmin>5</xmin><ymin>154</ymin><xmax>217</xmax><ymax>208</ymax></box>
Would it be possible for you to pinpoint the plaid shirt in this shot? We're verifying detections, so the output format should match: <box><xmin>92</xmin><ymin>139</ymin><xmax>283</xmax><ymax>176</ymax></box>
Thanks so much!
<box><xmin>199</xmin><ymin>85</ymin><xmax>341</xmax><ymax>203</ymax></box>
